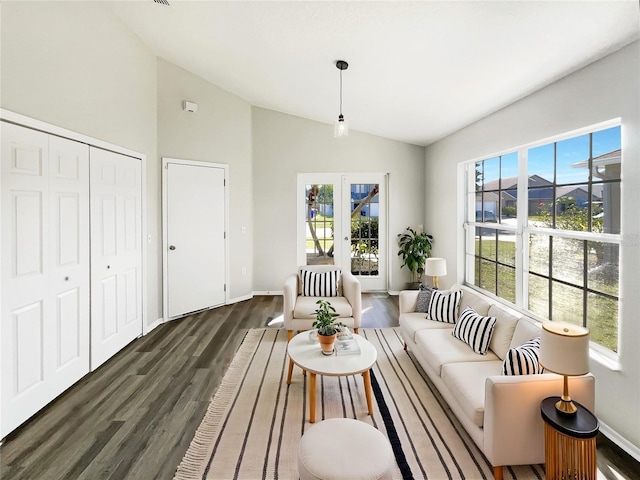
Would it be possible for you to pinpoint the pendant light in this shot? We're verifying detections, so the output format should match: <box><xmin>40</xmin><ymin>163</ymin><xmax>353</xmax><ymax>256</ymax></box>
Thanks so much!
<box><xmin>334</xmin><ymin>60</ymin><xmax>349</xmax><ymax>138</ymax></box>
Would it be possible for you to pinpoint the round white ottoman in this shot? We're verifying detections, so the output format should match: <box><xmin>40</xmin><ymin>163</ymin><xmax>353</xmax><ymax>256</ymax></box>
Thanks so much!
<box><xmin>298</xmin><ymin>418</ymin><xmax>394</xmax><ymax>480</ymax></box>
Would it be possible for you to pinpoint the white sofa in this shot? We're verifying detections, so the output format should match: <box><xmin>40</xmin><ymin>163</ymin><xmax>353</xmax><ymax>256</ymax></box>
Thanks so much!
<box><xmin>399</xmin><ymin>284</ymin><xmax>595</xmax><ymax>480</ymax></box>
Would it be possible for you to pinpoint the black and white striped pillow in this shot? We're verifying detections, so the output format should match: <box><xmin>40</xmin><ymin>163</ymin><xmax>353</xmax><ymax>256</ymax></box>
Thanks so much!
<box><xmin>502</xmin><ymin>337</ymin><xmax>544</xmax><ymax>375</ymax></box>
<box><xmin>427</xmin><ymin>289</ymin><xmax>462</xmax><ymax>323</ymax></box>
<box><xmin>300</xmin><ymin>270</ymin><xmax>340</xmax><ymax>297</ymax></box>
<box><xmin>453</xmin><ymin>307</ymin><xmax>497</xmax><ymax>354</ymax></box>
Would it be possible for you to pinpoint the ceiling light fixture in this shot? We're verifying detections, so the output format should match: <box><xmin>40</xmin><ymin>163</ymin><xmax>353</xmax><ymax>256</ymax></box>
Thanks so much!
<box><xmin>334</xmin><ymin>60</ymin><xmax>349</xmax><ymax>138</ymax></box>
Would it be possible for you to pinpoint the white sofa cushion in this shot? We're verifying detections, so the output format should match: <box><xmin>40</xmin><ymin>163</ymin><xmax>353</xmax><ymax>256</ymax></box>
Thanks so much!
<box><xmin>510</xmin><ymin>316</ymin><xmax>542</xmax><ymax>348</ymax></box>
<box><xmin>416</xmin><ymin>329</ymin><xmax>500</xmax><ymax>376</ymax></box>
<box><xmin>293</xmin><ymin>296</ymin><xmax>353</xmax><ymax>319</ymax></box>
<box><xmin>399</xmin><ymin>313</ymin><xmax>454</xmax><ymax>344</ymax></box>
<box><xmin>441</xmin><ymin>361</ymin><xmax>503</xmax><ymax>427</ymax></box>
<box><xmin>458</xmin><ymin>288</ymin><xmax>492</xmax><ymax>317</ymax></box>
<box><xmin>487</xmin><ymin>304</ymin><xmax>520</xmax><ymax>360</ymax></box>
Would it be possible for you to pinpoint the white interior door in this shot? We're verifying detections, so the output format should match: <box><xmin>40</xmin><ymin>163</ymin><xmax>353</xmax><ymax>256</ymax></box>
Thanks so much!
<box><xmin>90</xmin><ymin>148</ymin><xmax>142</xmax><ymax>370</ymax></box>
<box><xmin>1</xmin><ymin>123</ymin><xmax>90</xmax><ymax>437</ymax></box>
<box><xmin>47</xmin><ymin>136</ymin><xmax>90</xmax><ymax>394</ymax></box>
<box><xmin>165</xmin><ymin>160</ymin><xmax>226</xmax><ymax>319</ymax></box>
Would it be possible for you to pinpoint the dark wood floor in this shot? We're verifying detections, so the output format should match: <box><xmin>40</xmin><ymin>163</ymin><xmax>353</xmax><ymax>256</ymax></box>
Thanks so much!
<box><xmin>1</xmin><ymin>294</ymin><xmax>637</xmax><ymax>479</ymax></box>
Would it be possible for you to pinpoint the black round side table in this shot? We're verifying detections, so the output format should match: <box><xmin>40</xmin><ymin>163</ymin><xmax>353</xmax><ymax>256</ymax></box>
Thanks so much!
<box><xmin>540</xmin><ymin>396</ymin><xmax>599</xmax><ymax>480</ymax></box>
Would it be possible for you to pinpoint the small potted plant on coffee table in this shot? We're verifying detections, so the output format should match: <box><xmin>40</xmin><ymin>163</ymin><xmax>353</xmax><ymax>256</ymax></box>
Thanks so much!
<box><xmin>312</xmin><ymin>299</ymin><xmax>345</xmax><ymax>356</ymax></box>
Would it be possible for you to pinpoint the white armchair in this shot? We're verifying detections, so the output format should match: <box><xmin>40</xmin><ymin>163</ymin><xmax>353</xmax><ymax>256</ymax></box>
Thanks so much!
<box><xmin>283</xmin><ymin>265</ymin><xmax>362</xmax><ymax>341</ymax></box>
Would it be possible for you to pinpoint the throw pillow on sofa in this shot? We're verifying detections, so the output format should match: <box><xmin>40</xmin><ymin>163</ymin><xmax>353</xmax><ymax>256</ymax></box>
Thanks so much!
<box><xmin>427</xmin><ymin>289</ymin><xmax>462</xmax><ymax>323</ymax></box>
<box><xmin>415</xmin><ymin>285</ymin><xmax>433</xmax><ymax>313</ymax></box>
<box><xmin>502</xmin><ymin>337</ymin><xmax>544</xmax><ymax>375</ymax></box>
<box><xmin>452</xmin><ymin>306</ymin><xmax>497</xmax><ymax>354</ymax></box>
<box><xmin>300</xmin><ymin>269</ymin><xmax>340</xmax><ymax>297</ymax></box>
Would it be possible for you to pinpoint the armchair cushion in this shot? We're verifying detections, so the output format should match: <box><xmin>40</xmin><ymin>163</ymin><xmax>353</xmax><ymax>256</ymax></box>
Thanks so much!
<box><xmin>293</xmin><ymin>296</ymin><xmax>354</xmax><ymax>320</ymax></box>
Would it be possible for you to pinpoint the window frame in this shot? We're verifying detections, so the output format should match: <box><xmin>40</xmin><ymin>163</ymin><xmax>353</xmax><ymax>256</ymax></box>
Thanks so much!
<box><xmin>463</xmin><ymin>119</ymin><xmax>622</xmax><ymax>358</ymax></box>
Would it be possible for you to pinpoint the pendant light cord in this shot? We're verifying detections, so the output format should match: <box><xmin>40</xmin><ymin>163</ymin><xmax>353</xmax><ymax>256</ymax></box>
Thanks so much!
<box><xmin>339</xmin><ymin>68</ymin><xmax>343</xmax><ymax>116</ymax></box>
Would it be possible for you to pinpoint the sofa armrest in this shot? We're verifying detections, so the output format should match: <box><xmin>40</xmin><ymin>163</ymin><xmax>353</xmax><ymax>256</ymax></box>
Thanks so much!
<box><xmin>399</xmin><ymin>290</ymin><xmax>419</xmax><ymax>314</ymax></box>
<box><xmin>341</xmin><ymin>270</ymin><xmax>362</xmax><ymax>327</ymax></box>
<box><xmin>283</xmin><ymin>274</ymin><xmax>299</xmax><ymax>328</ymax></box>
<box><xmin>483</xmin><ymin>373</ymin><xmax>595</xmax><ymax>468</ymax></box>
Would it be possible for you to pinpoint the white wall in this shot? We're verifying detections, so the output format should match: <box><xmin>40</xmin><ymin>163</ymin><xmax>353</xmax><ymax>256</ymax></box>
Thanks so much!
<box><xmin>157</xmin><ymin>59</ymin><xmax>253</xmax><ymax>302</ymax></box>
<box><xmin>0</xmin><ymin>2</ymin><xmax>160</xmax><ymax>325</ymax></box>
<box><xmin>252</xmin><ymin>107</ymin><xmax>425</xmax><ymax>292</ymax></box>
<box><xmin>424</xmin><ymin>41</ymin><xmax>640</xmax><ymax>457</ymax></box>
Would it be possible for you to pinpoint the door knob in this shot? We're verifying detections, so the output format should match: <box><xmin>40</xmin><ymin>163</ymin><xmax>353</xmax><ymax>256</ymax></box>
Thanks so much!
<box><xmin>169</xmin><ymin>245</ymin><xmax>176</xmax><ymax>250</ymax></box>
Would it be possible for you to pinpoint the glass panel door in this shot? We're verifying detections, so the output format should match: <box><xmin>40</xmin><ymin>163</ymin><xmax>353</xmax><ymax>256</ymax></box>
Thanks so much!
<box><xmin>305</xmin><ymin>183</ymin><xmax>335</xmax><ymax>265</ymax></box>
<box><xmin>342</xmin><ymin>174</ymin><xmax>387</xmax><ymax>291</ymax></box>
<box><xmin>297</xmin><ymin>173</ymin><xmax>387</xmax><ymax>292</ymax></box>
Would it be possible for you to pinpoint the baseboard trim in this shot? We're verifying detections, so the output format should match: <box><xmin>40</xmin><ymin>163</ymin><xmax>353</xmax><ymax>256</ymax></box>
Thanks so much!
<box><xmin>227</xmin><ymin>293</ymin><xmax>254</xmax><ymax>304</ymax></box>
<box><xmin>144</xmin><ymin>317</ymin><xmax>163</xmax><ymax>335</ymax></box>
<box><xmin>252</xmin><ymin>290</ymin><xmax>283</xmax><ymax>296</ymax></box>
<box><xmin>599</xmin><ymin>421</ymin><xmax>640</xmax><ymax>463</ymax></box>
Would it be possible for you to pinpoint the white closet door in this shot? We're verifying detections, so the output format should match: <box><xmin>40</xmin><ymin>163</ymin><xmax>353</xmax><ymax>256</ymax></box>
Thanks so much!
<box><xmin>1</xmin><ymin>123</ymin><xmax>89</xmax><ymax>438</ymax></box>
<box><xmin>47</xmin><ymin>136</ymin><xmax>90</xmax><ymax>396</ymax></box>
<box><xmin>90</xmin><ymin>148</ymin><xmax>142</xmax><ymax>370</ymax></box>
<box><xmin>166</xmin><ymin>162</ymin><xmax>226</xmax><ymax>318</ymax></box>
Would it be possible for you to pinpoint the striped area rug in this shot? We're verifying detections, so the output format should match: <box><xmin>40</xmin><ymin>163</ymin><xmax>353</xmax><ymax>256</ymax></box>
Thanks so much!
<box><xmin>174</xmin><ymin>328</ymin><xmax>543</xmax><ymax>480</ymax></box>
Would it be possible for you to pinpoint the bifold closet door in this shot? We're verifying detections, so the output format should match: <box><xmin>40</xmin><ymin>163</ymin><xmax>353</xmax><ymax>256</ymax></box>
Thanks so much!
<box><xmin>1</xmin><ymin>123</ymin><xmax>90</xmax><ymax>438</ymax></box>
<box><xmin>90</xmin><ymin>148</ymin><xmax>142</xmax><ymax>370</ymax></box>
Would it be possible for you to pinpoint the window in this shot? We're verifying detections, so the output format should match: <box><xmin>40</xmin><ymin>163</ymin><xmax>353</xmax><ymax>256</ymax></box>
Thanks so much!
<box><xmin>465</xmin><ymin>123</ymin><xmax>621</xmax><ymax>353</ymax></box>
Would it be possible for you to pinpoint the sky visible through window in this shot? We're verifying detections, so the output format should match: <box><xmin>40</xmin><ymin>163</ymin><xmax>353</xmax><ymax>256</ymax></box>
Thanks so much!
<box><xmin>481</xmin><ymin>126</ymin><xmax>621</xmax><ymax>185</ymax></box>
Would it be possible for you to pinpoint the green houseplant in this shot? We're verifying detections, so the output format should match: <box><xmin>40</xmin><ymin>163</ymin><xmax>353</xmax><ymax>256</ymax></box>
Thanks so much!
<box><xmin>397</xmin><ymin>227</ymin><xmax>433</xmax><ymax>288</ymax></box>
<box><xmin>312</xmin><ymin>299</ymin><xmax>345</xmax><ymax>355</ymax></box>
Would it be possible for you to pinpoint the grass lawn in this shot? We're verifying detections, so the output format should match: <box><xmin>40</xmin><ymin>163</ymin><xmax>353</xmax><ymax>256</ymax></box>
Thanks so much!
<box><xmin>473</xmin><ymin>237</ymin><xmax>618</xmax><ymax>352</ymax></box>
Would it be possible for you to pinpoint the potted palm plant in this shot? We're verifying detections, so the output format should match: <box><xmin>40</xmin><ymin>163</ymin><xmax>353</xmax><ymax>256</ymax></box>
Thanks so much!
<box><xmin>312</xmin><ymin>299</ymin><xmax>345</xmax><ymax>355</ymax></box>
<box><xmin>397</xmin><ymin>226</ymin><xmax>433</xmax><ymax>289</ymax></box>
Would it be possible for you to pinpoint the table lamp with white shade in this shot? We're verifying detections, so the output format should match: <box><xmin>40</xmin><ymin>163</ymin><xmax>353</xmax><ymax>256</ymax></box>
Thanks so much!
<box><xmin>425</xmin><ymin>257</ymin><xmax>447</xmax><ymax>289</ymax></box>
<box><xmin>539</xmin><ymin>322</ymin><xmax>590</xmax><ymax>415</ymax></box>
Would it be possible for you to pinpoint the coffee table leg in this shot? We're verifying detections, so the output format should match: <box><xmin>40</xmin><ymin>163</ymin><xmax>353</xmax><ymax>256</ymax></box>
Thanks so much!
<box><xmin>363</xmin><ymin>370</ymin><xmax>374</xmax><ymax>415</ymax></box>
<box><xmin>309</xmin><ymin>373</ymin><xmax>317</xmax><ymax>423</ymax></box>
<box><xmin>287</xmin><ymin>359</ymin><xmax>294</xmax><ymax>385</ymax></box>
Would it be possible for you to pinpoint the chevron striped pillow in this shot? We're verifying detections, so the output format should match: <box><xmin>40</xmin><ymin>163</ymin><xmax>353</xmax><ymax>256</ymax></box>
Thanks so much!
<box><xmin>453</xmin><ymin>307</ymin><xmax>497</xmax><ymax>354</ymax></box>
<box><xmin>300</xmin><ymin>270</ymin><xmax>340</xmax><ymax>297</ymax></box>
<box><xmin>502</xmin><ymin>337</ymin><xmax>544</xmax><ymax>375</ymax></box>
<box><xmin>427</xmin><ymin>289</ymin><xmax>462</xmax><ymax>323</ymax></box>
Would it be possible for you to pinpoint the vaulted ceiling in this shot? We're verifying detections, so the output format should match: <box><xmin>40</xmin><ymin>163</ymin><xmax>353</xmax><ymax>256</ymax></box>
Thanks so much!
<box><xmin>107</xmin><ymin>1</ymin><xmax>640</xmax><ymax>146</ymax></box>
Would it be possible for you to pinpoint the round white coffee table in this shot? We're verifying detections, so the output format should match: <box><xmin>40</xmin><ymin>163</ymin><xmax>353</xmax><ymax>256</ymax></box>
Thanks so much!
<box><xmin>286</xmin><ymin>332</ymin><xmax>377</xmax><ymax>423</ymax></box>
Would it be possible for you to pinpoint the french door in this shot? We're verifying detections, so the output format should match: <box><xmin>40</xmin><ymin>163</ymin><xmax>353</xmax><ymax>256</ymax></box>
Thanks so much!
<box><xmin>297</xmin><ymin>173</ymin><xmax>387</xmax><ymax>291</ymax></box>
